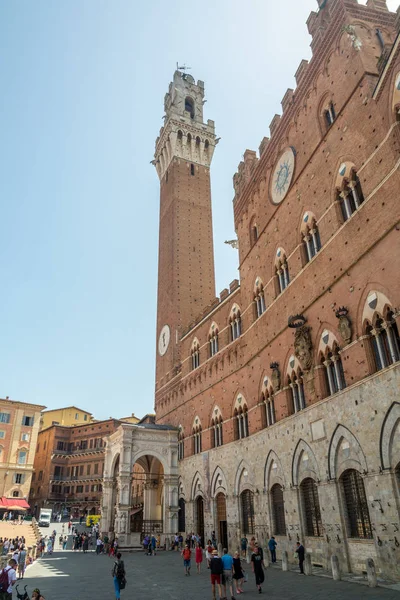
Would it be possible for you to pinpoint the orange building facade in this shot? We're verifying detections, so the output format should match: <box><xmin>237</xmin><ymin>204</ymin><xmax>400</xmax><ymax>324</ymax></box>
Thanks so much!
<box><xmin>0</xmin><ymin>397</ymin><xmax>45</xmax><ymax>506</ymax></box>
<box><xmin>153</xmin><ymin>0</ymin><xmax>400</xmax><ymax>579</ymax></box>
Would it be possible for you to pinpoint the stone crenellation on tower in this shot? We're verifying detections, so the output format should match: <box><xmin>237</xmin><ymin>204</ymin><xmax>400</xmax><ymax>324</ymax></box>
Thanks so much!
<box><xmin>153</xmin><ymin>71</ymin><xmax>217</xmax><ymax>181</ymax></box>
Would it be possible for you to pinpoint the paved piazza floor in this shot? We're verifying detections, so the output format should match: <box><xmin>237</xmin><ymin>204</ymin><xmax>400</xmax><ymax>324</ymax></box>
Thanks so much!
<box><xmin>20</xmin><ymin>546</ymin><xmax>400</xmax><ymax>600</ymax></box>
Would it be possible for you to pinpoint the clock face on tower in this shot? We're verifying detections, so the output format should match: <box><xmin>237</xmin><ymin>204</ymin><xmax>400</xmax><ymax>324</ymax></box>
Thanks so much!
<box><xmin>271</xmin><ymin>147</ymin><xmax>296</xmax><ymax>204</ymax></box>
<box><xmin>158</xmin><ymin>325</ymin><xmax>171</xmax><ymax>356</ymax></box>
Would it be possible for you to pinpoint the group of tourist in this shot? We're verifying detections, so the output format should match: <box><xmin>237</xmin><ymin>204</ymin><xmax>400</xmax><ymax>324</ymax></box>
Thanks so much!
<box><xmin>1</xmin><ymin>512</ymin><xmax>25</xmax><ymax>525</ymax></box>
<box><xmin>0</xmin><ymin>557</ymin><xmax>45</xmax><ymax>600</ymax></box>
<box><xmin>142</xmin><ymin>534</ymin><xmax>160</xmax><ymax>555</ymax></box>
<box><xmin>178</xmin><ymin>533</ymin><xmax>307</xmax><ymax>597</ymax></box>
<box><xmin>36</xmin><ymin>534</ymin><xmax>54</xmax><ymax>557</ymax></box>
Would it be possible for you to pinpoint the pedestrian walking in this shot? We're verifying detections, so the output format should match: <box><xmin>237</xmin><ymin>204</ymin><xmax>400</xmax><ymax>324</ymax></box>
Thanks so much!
<box><xmin>195</xmin><ymin>541</ymin><xmax>203</xmax><ymax>574</ymax></box>
<box><xmin>232</xmin><ymin>551</ymin><xmax>245</xmax><ymax>595</ymax></box>
<box><xmin>211</xmin><ymin>531</ymin><xmax>217</xmax><ymax>549</ymax></box>
<box><xmin>83</xmin><ymin>535</ymin><xmax>89</xmax><ymax>553</ymax></box>
<box><xmin>111</xmin><ymin>552</ymin><xmax>126</xmax><ymax>600</ymax></box>
<box><xmin>206</xmin><ymin>539</ymin><xmax>213</xmax><ymax>568</ymax></box>
<box><xmin>62</xmin><ymin>536</ymin><xmax>68</xmax><ymax>551</ymax></box>
<box><xmin>96</xmin><ymin>537</ymin><xmax>103</xmax><ymax>555</ymax></box>
<box><xmin>295</xmin><ymin>542</ymin><xmax>305</xmax><ymax>574</ymax></box>
<box><xmin>46</xmin><ymin>538</ymin><xmax>53</xmax><ymax>556</ymax></box>
<box><xmin>17</xmin><ymin>545</ymin><xmax>26</xmax><ymax>580</ymax></box>
<box><xmin>209</xmin><ymin>549</ymin><xmax>223</xmax><ymax>600</ymax></box>
<box><xmin>251</xmin><ymin>543</ymin><xmax>265</xmax><ymax>594</ymax></box>
<box><xmin>150</xmin><ymin>534</ymin><xmax>157</xmax><ymax>556</ymax></box>
<box><xmin>240</xmin><ymin>535</ymin><xmax>248</xmax><ymax>558</ymax></box>
<box><xmin>181</xmin><ymin>544</ymin><xmax>191</xmax><ymax>576</ymax></box>
<box><xmin>221</xmin><ymin>548</ymin><xmax>236</xmax><ymax>600</ymax></box>
<box><xmin>0</xmin><ymin>558</ymin><xmax>17</xmax><ymax>600</ymax></box>
<box><xmin>268</xmin><ymin>536</ymin><xmax>277</xmax><ymax>563</ymax></box>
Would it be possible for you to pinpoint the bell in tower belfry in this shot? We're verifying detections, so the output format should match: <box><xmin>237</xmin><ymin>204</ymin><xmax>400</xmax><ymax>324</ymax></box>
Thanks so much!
<box><xmin>153</xmin><ymin>70</ymin><xmax>217</xmax><ymax>389</ymax></box>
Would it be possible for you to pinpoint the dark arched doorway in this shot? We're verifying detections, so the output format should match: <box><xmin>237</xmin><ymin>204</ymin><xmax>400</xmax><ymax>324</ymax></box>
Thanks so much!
<box><xmin>216</xmin><ymin>493</ymin><xmax>228</xmax><ymax>549</ymax></box>
<box><xmin>196</xmin><ymin>496</ymin><xmax>204</xmax><ymax>544</ymax></box>
<box><xmin>178</xmin><ymin>498</ymin><xmax>186</xmax><ymax>532</ymax></box>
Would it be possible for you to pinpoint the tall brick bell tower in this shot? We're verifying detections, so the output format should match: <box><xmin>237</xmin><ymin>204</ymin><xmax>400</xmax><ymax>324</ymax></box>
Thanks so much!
<box><xmin>153</xmin><ymin>70</ymin><xmax>217</xmax><ymax>392</ymax></box>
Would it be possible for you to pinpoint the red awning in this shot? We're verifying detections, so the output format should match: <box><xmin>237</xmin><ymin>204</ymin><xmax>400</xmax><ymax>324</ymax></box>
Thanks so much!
<box><xmin>0</xmin><ymin>497</ymin><xmax>30</xmax><ymax>510</ymax></box>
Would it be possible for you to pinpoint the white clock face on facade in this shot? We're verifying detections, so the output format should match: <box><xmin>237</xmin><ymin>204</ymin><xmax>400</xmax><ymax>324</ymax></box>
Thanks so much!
<box><xmin>271</xmin><ymin>147</ymin><xmax>296</xmax><ymax>204</ymax></box>
<box><xmin>158</xmin><ymin>325</ymin><xmax>171</xmax><ymax>356</ymax></box>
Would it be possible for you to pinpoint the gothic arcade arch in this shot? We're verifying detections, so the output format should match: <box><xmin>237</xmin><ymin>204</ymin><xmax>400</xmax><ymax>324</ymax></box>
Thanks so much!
<box><xmin>191</xmin><ymin>470</ymin><xmax>205</xmax><ymax>501</ymax></box>
<box><xmin>210</xmin><ymin>465</ymin><xmax>228</xmax><ymax>498</ymax></box>
<box><xmin>328</xmin><ymin>424</ymin><xmax>368</xmax><ymax>480</ymax></box>
<box><xmin>292</xmin><ymin>439</ymin><xmax>321</xmax><ymax>486</ymax></box>
<box><xmin>264</xmin><ymin>450</ymin><xmax>286</xmax><ymax>491</ymax></box>
<box><xmin>380</xmin><ymin>402</ymin><xmax>400</xmax><ymax>471</ymax></box>
<box><xmin>234</xmin><ymin>459</ymin><xmax>255</xmax><ymax>496</ymax></box>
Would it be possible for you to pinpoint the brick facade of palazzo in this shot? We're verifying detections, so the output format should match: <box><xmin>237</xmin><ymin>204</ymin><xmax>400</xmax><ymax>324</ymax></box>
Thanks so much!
<box><xmin>31</xmin><ymin>419</ymin><xmax>122</xmax><ymax>517</ymax></box>
<box><xmin>153</xmin><ymin>0</ymin><xmax>400</xmax><ymax>580</ymax></box>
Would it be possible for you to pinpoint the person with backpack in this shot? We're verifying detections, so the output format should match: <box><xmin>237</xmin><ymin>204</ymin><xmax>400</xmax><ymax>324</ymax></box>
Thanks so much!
<box><xmin>17</xmin><ymin>545</ymin><xmax>26</xmax><ymax>580</ymax></box>
<box><xmin>111</xmin><ymin>551</ymin><xmax>126</xmax><ymax>600</ymax></box>
<box><xmin>210</xmin><ymin>549</ymin><xmax>223</xmax><ymax>600</ymax></box>
<box><xmin>181</xmin><ymin>543</ymin><xmax>191</xmax><ymax>576</ymax></box>
<box><xmin>0</xmin><ymin>558</ymin><xmax>17</xmax><ymax>600</ymax></box>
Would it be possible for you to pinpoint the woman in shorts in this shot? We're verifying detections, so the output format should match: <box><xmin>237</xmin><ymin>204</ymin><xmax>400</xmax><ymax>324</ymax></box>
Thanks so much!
<box><xmin>181</xmin><ymin>544</ymin><xmax>191</xmax><ymax>576</ymax></box>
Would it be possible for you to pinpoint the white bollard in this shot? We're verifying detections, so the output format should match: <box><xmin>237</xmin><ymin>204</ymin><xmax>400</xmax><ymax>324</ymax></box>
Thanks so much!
<box><xmin>282</xmin><ymin>550</ymin><xmax>288</xmax><ymax>571</ymax></box>
<box><xmin>331</xmin><ymin>555</ymin><xmax>341</xmax><ymax>581</ymax></box>
<box><xmin>366</xmin><ymin>558</ymin><xmax>377</xmax><ymax>588</ymax></box>
<box><xmin>304</xmin><ymin>553</ymin><xmax>313</xmax><ymax>575</ymax></box>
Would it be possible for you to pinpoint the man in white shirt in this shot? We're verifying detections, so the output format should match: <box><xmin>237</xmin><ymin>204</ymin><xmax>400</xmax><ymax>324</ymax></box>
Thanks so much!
<box><xmin>0</xmin><ymin>558</ymin><xmax>17</xmax><ymax>600</ymax></box>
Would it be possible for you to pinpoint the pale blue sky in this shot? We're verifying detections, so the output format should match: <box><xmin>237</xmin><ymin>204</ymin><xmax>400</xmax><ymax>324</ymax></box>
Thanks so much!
<box><xmin>0</xmin><ymin>0</ymin><xmax>398</xmax><ymax>419</ymax></box>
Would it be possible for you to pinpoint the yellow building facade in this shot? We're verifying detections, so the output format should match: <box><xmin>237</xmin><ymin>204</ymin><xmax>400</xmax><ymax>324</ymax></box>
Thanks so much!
<box><xmin>40</xmin><ymin>406</ymin><xmax>93</xmax><ymax>430</ymax></box>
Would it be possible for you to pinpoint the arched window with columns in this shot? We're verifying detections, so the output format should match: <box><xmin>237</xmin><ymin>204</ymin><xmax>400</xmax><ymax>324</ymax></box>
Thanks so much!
<box><xmin>261</xmin><ymin>379</ymin><xmax>276</xmax><ymax>428</ymax></box>
<box><xmin>229</xmin><ymin>305</ymin><xmax>242</xmax><ymax>341</ymax></box>
<box><xmin>322</xmin><ymin>345</ymin><xmax>346</xmax><ymax>396</ymax></box>
<box><xmin>254</xmin><ymin>278</ymin><xmax>266</xmax><ymax>318</ymax></box>
<box><xmin>275</xmin><ymin>248</ymin><xmax>290</xmax><ymax>294</ymax></box>
<box><xmin>178</xmin><ymin>428</ymin><xmax>185</xmax><ymax>461</ymax></box>
<box><xmin>192</xmin><ymin>418</ymin><xmax>202</xmax><ymax>455</ymax></box>
<box><xmin>211</xmin><ymin>407</ymin><xmax>223</xmax><ymax>449</ymax></box>
<box><xmin>365</xmin><ymin>309</ymin><xmax>400</xmax><ymax>372</ymax></box>
<box><xmin>288</xmin><ymin>370</ymin><xmax>306</xmax><ymax>414</ymax></box>
<box><xmin>191</xmin><ymin>338</ymin><xmax>200</xmax><ymax>370</ymax></box>
<box><xmin>209</xmin><ymin>323</ymin><xmax>219</xmax><ymax>357</ymax></box>
<box><xmin>337</xmin><ymin>170</ymin><xmax>365</xmax><ymax>221</ymax></box>
<box><xmin>233</xmin><ymin>395</ymin><xmax>249</xmax><ymax>440</ymax></box>
<box><xmin>301</xmin><ymin>213</ymin><xmax>321</xmax><ymax>263</ymax></box>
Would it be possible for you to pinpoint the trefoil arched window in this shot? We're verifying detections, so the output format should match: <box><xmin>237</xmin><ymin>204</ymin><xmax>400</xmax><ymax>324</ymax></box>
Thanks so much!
<box><xmin>338</xmin><ymin>172</ymin><xmax>365</xmax><ymax>221</ymax></box>
<box><xmin>322</xmin><ymin>346</ymin><xmax>346</xmax><ymax>395</ymax></box>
